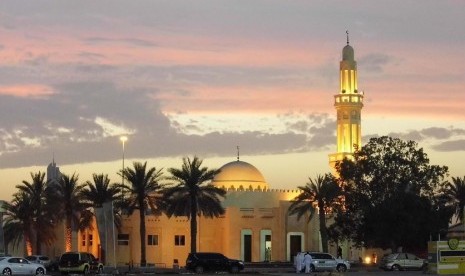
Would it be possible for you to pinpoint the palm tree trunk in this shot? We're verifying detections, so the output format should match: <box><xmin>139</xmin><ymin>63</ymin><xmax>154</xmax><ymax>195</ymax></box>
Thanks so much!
<box><xmin>65</xmin><ymin>217</ymin><xmax>72</xmax><ymax>252</ymax></box>
<box><xmin>318</xmin><ymin>201</ymin><xmax>328</xmax><ymax>253</ymax></box>
<box><xmin>139</xmin><ymin>204</ymin><xmax>147</xmax><ymax>267</ymax></box>
<box><xmin>25</xmin><ymin>234</ymin><xmax>33</xmax><ymax>256</ymax></box>
<box><xmin>36</xmin><ymin>232</ymin><xmax>42</xmax><ymax>254</ymax></box>
<box><xmin>190</xmin><ymin>195</ymin><xmax>198</xmax><ymax>253</ymax></box>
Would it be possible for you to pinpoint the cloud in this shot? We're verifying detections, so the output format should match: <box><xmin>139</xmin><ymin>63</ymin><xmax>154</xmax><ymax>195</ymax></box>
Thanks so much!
<box><xmin>387</xmin><ymin>127</ymin><xmax>465</xmax><ymax>142</ymax></box>
<box><xmin>432</xmin><ymin>140</ymin><xmax>465</xmax><ymax>152</ymax></box>
<box><xmin>0</xmin><ymin>80</ymin><xmax>312</xmax><ymax>168</ymax></box>
<box><xmin>282</xmin><ymin>112</ymin><xmax>336</xmax><ymax>150</ymax></box>
<box><xmin>84</xmin><ymin>37</ymin><xmax>157</xmax><ymax>47</ymax></box>
<box><xmin>359</xmin><ymin>53</ymin><xmax>393</xmax><ymax>73</ymax></box>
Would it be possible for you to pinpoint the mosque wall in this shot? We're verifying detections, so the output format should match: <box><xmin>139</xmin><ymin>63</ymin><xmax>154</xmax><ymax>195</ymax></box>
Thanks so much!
<box><xmin>69</xmin><ymin>188</ymin><xmax>320</xmax><ymax>268</ymax></box>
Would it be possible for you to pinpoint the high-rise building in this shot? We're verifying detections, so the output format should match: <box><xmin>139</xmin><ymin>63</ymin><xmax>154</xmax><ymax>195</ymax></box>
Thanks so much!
<box><xmin>46</xmin><ymin>157</ymin><xmax>61</xmax><ymax>182</ymax></box>
<box><xmin>329</xmin><ymin>32</ymin><xmax>364</xmax><ymax>170</ymax></box>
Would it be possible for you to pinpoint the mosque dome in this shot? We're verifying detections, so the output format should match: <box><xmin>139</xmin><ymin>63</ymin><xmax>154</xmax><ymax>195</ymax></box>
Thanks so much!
<box><xmin>212</xmin><ymin>160</ymin><xmax>268</xmax><ymax>191</ymax></box>
<box><xmin>342</xmin><ymin>44</ymin><xmax>354</xmax><ymax>61</ymax></box>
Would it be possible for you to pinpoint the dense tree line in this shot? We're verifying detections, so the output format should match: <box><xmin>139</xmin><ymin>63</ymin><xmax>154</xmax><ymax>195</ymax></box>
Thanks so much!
<box><xmin>2</xmin><ymin>156</ymin><xmax>224</xmax><ymax>267</ymax></box>
<box><xmin>289</xmin><ymin>136</ymin><xmax>465</xmax><ymax>254</ymax></box>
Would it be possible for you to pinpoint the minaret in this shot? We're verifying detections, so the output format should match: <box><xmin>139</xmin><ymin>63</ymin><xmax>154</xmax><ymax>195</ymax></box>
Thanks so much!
<box><xmin>329</xmin><ymin>31</ymin><xmax>364</xmax><ymax>170</ymax></box>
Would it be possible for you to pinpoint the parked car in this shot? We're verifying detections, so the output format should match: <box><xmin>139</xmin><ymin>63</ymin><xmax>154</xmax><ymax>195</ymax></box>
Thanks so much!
<box><xmin>25</xmin><ymin>255</ymin><xmax>51</xmax><ymax>269</ymax></box>
<box><xmin>58</xmin><ymin>252</ymin><xmax>104</xmax><ymax>274</ymax></box>
<box><xmin>185</xmin><ymin>252</ymin><xmax>244</xmax><ymax>273</ymax></box>
<box><xmin>0</xmin><ymin>256</ymin><xmax>46</xmax><ymax>275</ymax></box>
<box><xmin>379</xmin><ymin>252</ymin><xmax>427</xmax><ymax>271</ymax></box>
<box><xmin>294</xmin><ymin>252</ymin><xmax>351</xmax><ymax>272</ymax></box>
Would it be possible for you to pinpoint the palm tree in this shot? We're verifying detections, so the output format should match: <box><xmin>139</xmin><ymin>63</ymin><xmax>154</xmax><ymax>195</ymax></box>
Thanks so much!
<box><xmin>81</xmin><ymin>173</ymin><xmax>120</xmax><ymax>207</ymax></box>
<box><xmin>3</xmin><ymin>192</ymin><xmax>34</xmax><ymax>255</ymax></box>
<box><xmin>46</xmin><ymin>173</ymin><xmax>88</xmax><ymax>252</ymax></box>
<box><xmin>119</xmin><ymin>161</ymin><xmax>164</xmax><ymax>267</ymax></box>
<box><xmin>288</xmin><ymin>173</ymin><xmax>342</xmax><ymax>253</ymax></box>
<box><xmin>164</xmin><ymin>156</ymin><xmax>226</xmax><ymax>253</ymax></box>
<box><xmin>442</xmin><ymin>176</ymin><xmax>465</xmax><ymax>223</ymax></box>
<box><xmin>81</xmin><ymin>173</ymin><xmax>121</xmax><ymax>225</ymax></box>
<box><xmin>16</xmin><ymin>172</ymin><xmax>56</xmax><ymax>254</ymax></box>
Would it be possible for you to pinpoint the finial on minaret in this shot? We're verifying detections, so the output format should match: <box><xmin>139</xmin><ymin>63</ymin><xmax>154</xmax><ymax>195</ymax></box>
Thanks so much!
<box><xmin>346</xmin><ymin>30</ymin><xmax>349</xmax><ymax>45</ymax></box>
<box><xmin>237</xmin><ymin>146</ymin><xmax>240</xmax><ymax>161</ymax></box>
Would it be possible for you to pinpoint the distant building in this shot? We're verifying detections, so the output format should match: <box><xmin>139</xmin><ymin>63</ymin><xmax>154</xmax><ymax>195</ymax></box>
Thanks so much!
<box><xmin>46</xmin><ymin>158</ymin><xmax>61</xmax><ymax>182</ymax></box>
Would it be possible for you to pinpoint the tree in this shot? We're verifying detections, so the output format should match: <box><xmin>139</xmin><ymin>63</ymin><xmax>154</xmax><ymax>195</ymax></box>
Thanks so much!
<box><xmin>164</xmin><ymin>156</ymin><xmax>225</xmax><ymax>253</ymax></box>
<box><xmin>81</xmin><ymin>173</ymin><xmax>120</xmax><ymax>208</ymax></box>
<box><xmin>81</xmin><ymin>173</ymin><xmax>122</xmax><ymax>227</ymax></box>
<box><xmin>46</xmin><ymin>173</ymin><xmax>88</xmax><ymax>252</ymax></box>
<box><xmin>288</xmin><ymin>173</ymin><xmax>342</xmax><ymax>253</ymax></box>
<box><xmin>119</xmin><ymin>161</ymin><xmax>164</xmax><ymax>267</ymax></box>
<box><xmin>335</xmin><ymin>136</ymin><xmax>450</xmax><ymax>252</ymax></box>
<box><xmin>441</xmin><ymin>176</ymin><xmax>465</xmax><ymax>223</ymax></box>
<box><xmin>3</xmin><ymin>192</ymin><xmax>34</xmax><ymax>255</ymax></box>
<box><xmin>16</xmin><ymin>172</ymin><xmax>56</xmax><ymax>254</ymax></box>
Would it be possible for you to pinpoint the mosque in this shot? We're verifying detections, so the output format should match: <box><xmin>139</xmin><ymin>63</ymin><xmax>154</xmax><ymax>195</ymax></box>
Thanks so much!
<box><xmin>6</xmin><ymin>35</ymin><xmax>365</xmax><ymax>267</ymax></box>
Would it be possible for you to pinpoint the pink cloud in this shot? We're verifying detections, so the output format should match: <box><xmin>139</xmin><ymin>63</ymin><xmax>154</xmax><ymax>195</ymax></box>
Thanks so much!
<box><xmin>0</xmin><ymin>84</ymin><xmax>54</xmax><ymax>98</ymax></box>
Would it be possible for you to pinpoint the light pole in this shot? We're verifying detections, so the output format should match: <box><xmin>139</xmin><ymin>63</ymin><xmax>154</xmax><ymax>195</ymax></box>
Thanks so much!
<box><xmin>120</xmin><ymin>136</ymin><xmax>128</xmax><ymax>187</ymax></box>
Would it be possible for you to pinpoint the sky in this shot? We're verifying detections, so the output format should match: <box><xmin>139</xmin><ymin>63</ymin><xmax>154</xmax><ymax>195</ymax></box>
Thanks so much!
<box><xmin>0</xmin><ymin>0</ymin><xmax>464</xmax><ymax>201</ymax></box>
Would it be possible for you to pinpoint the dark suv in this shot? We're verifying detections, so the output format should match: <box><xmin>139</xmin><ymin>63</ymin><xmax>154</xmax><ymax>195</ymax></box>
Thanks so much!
<box><xmin>58</xmin><ymin>252</ymin><xmax>104</xmax><ymax>274</ymax></box>
<box><xmin>186</xmin><ymin>252</ymin><xmax>244</xmax><ymax>273</ymax></box>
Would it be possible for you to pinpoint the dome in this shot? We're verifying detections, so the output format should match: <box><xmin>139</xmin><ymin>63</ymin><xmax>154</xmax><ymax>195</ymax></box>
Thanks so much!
<box><xmin>212</xmin><ymin>160</ymin><xmax>268</xmax><ymax>191</ymax></box>
<box><xmin>342</xmin><ymin>44</ymin><xmax>354</xmax><ymax>61</ymax></box>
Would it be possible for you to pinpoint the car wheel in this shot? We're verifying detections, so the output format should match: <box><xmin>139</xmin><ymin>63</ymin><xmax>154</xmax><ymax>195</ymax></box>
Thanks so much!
<box><xmin>2</xmin><ymin>268</ymin><xmax>11</xmax><ymax>275</ymax></box>
<box><xmin>391</xmin><ymin>264</ymin><xmax>401</xmax><ymax>271</ymax></box>
<box><xmin>195</xmin><ymin>266</ymin><xmax>204</xmax><ymax>274</ymax></box>
<box><xmin>97</xmin><ymin>266</ymin><xmax>103</xmax><ymax>274</ymax></box>
<box><xmin>83</xmin><ymin>266</ymin><xmax>89</xmax><ymax>274</ymax></box>
<box><xmin>310</xmin><ymin>265</ymin><xmax>316</xmax><ymax>272</ymax></box>
<box><xmin>35</xmin><ymin>267</ymin><xmax>45</xmax><ymax>275</ymax></box>
<box><xmin>337</xmin><ymin>264</ymin><xmax>347</xmax><ymax>272</ymax></box>
<box><xmin>230</xmin><ymin>265</ymin><xmax>240</xmax><ymax>273</ymax></box>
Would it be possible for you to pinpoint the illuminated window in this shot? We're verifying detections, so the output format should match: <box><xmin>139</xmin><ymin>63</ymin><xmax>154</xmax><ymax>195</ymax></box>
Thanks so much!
<box><xmin>81</xmin><ymin>234</ymin><xmax>86</xmax><ymax>246</ymax></box>
<box><xmin>175</xmin><ymin>235</ymin><xmax>185</xmax><ymax>246</ymax></box>
<box><xmin>89</xmin><ymin>234</ymin><xmax>93</xmax><ymax>246</ymax></box>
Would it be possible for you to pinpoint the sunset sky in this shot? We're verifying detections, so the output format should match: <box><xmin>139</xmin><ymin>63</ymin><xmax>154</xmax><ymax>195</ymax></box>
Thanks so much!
<box><xmin>0</xmin><ymin>0</ymin><xmax>464</xmax><ymax>201</ymax></box>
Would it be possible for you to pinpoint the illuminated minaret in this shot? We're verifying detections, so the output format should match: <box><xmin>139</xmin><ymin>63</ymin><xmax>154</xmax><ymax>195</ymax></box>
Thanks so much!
<box><xmin>329</xmin><ymin>31</ymin><xmax>364</xmax><ymax>170</ymax></box>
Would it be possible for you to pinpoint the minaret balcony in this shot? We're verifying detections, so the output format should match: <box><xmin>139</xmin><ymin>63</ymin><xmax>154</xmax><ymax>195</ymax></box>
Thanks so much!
<box><xmin>334</xmin><ymin>94</ymin><xmax>363</xmax><ymax>105</ymax></box>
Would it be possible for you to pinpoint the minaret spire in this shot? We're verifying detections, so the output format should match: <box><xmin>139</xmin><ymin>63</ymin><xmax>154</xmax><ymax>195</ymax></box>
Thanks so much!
<box><xmin>236</xmin><ymin>146</ymin><xmax>240</xmax><ymax>161</ymax></box>
<box><xmin>329</xmin><ymin>34</ymin><xmax>364</xmax><ymax>171</ymax></box>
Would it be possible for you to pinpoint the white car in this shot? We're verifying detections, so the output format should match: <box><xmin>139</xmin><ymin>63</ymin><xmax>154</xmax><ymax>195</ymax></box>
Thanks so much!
<box><xmin>295</xmin><ymin>252</ymin><xmax>351</xmax><ymax>272</ymax></box>
<box><xmin>0</xmin><ymin>257</ymin><xmax>46</xmax><ymax>275</ymax></box>
<box><xmin>379</xmin><ymin>253</ymin><xmax>427</xmax><ymax>271</ymax></box>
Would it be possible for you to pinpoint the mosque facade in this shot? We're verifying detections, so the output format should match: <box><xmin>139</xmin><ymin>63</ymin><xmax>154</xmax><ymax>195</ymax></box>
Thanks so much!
<box><xmin>7</xmin><ymin>37</ymin><xmax>364</xmax><ymax>267</ymax></box>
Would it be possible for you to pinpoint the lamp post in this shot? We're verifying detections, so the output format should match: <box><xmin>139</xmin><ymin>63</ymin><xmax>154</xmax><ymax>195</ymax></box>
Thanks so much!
<box><xmin>120</xmin><ymin>136</ymin><xmax>128</xmax><ymax>187</ymax></box>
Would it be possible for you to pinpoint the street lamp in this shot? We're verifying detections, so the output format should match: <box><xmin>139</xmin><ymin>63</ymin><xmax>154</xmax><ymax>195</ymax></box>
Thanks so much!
<box><xmin>120</xmin><ymin>136</ymin><xmax>128</xmax><ymax>187</ymax></box>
